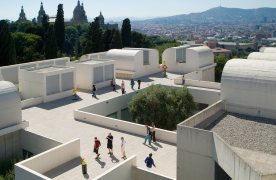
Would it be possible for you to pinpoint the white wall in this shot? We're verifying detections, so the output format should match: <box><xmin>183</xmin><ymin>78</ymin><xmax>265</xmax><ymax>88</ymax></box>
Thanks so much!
<box><xmin>177</xmin><ymin>125</ymin><xmax>215</xmax><ymax>180</ymax></box>
<box><xmin>0</xmin><ymin>81</ymin><xmax>22</xmax><ymax>129</ymax></box>
<box><xmin>68</xmin><ymin>60</ymin><xmax>115</xmax><ymax>90</ymax></box>
<box><xmin>20</xmin><ymin>131</ymin><xmax>62</xmax><ymax>155</ymax></box>
<box><xmin>15</xmin><ymin>139</ymin><xmax>80</xmax><ymax>179</ymax></box>
<box><xmin>221</xmin><ymin>59</ymin><xmax>276</xmax><ymax>119</ymax></box>
<box><xmin>188</xmin><ymin>86</ymin><xmax>221</xmax><ymax>105</ymax></box>
<box><xmin>185</xmin><ymin>79</ymin><xmax>220</xmax><ymax>90</ymax></box>
<box><xmin>134</xmin><ymin>167</ymin><xmax>175</xmax><ymax>180</ymax></box>
<box><xmin>0</xmin><ymin>131</ymin><xmax>21</xmax><ymax>161</ymax></box>
<box><xmin>75</xmin><ymin>110</ymin><xmax>176</xmax><ymax>144</ymax></box>
<box><xmin>163</xmin><ymin>46</ymin><xmax>214</xmax><ymax>75</ymax></box>
<box><xmin>0</xmin><ymin>57</ymin><xmax>70</xmax><ymax>85</ymax></box>
<box><xmin>94</xmin><ymin>155</ymin><xmax>136</xmax><ymax>180</ymax></box>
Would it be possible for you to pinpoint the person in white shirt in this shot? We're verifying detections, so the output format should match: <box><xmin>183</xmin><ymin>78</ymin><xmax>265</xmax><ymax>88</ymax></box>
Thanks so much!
<box><xmin>121</xmin><ymin>137</ymin><xmax>127</xmax><ymax>160</ymax></box>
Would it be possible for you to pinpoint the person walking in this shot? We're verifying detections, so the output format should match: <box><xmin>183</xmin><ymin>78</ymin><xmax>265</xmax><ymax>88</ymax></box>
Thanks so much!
<box><xmin>151</xmin><ymin>122</ymin><xmax>156</xmax><ymax>142</ymax></box>
<box><xmin>121</xmin><ymin>137</ymin><xmax>127</xmax><ymax>160</ymax></box>
<box><xmin>112</xmin><ymin>78</ymin><xmax>116</xmax><ymax>91</ymax></box>
<box><xmin>145</xmin><ymin>153</ymin><xmax>156</xmax><ymax>168</ymax></box>
<box><xmin>93</xmin><ymin>137</ymin><xmax>101</xmax><ymax>159</ymax></box>
<box><xmin>121</xmin><ymin>80</ymin><xmax>125</xmax><ymax>94</ymax></box>
<box><xmin>144</xmin><ymin>125</ymin><xmax>152</xmax><ymax>145</ymax></box>
<box><xmin>137</xmin><ymin>80</ymin><xmax>141</xmax><ymax>89</ymax></box>
<box><xmin>92</xmin><ymin>84</ymin><xmax>97</xmax><ymax>98</ymax></box>
<box><xmin>130</xmin><ymin>79</ymin><xmax>135</xmax><ymax>89</ymax></box>
<box><xmin>106</xmin><ymin>133</ymin><xmax>113</xmax><ymax>155</ymax></box>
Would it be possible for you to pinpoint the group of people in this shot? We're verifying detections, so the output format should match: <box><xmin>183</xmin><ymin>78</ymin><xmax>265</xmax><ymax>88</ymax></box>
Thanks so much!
<box><xmin>111</xmin><ymin>79</ymin><xmax>142</xmax><ymax>95</ymax></box>
<box><xmin>93</xmin><ymin>134</ymin><xmax>127</xmax><ymax>160</ymax></box>
<box><xmin>90</xmin><ymin>79</ymin><xmax>142</xmax><ymax>98</ymax></box>
<box><xmin>144</xmin><ymin>122</ymin><xmax>156</xmax><ymax>145</ymax></box>
<box><xmin>92</xmin><ymin>130</ymin><xmax>157</xmax><ymax>168</ymax></box>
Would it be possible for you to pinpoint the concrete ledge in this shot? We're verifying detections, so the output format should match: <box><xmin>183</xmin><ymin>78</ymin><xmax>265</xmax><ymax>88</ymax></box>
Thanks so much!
<box><xmin>179</xmin><ymin>100</ymin><xmax>224</xmax><ymax>127</ymax></box>
<box><xmin>185</xmin><ymin>79</ymin><xmax>221</xmax><ymax>90</ymax></box>
<box><xmin>94</xmin><ymin>155</ymin><xmax>136</xmax><ymax>180</ymax></box>
<box><xmin>15</xmin><ymin>139</ymin><xmax>80</xmax><ymax>179</ymax></box>
<box><xmin>21</xmin><ymin>97</ymin><xmax>43</xmax><ymax>109</ymax></box>
<box><xmin>134</xmin><ymin>167</ymin><xmax>175</xmax><ymax>180</ymax></box>
<box><xmin>0</xmin><ymin>121</ymin><xmax>29</xmax><ymax>136</ymax></box>
<box><xmin>74</xmin><ymin>110</ymin><xmax>177</xmax><ymax>145</ymax></box>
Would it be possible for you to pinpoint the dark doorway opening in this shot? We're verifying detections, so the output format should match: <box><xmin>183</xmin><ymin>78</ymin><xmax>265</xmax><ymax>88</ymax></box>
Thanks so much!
<box><xmin>215</xmin><ymin>162</ymin><xmax>231</xmax><ymax>180</ymax></box>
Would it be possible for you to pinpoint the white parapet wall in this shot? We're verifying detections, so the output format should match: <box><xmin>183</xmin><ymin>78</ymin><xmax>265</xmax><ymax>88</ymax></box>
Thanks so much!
<box><xmin>185</xmin><ymin>79</ymin><xmax>220</xmax><ymax>90</ymax></box>
<box><xmin>94</xmin><ymin>155</ymin><xmax>175</xmax><ymax>180</ymax></box>
<box><xmin>15</xmin><ymin>139</ymin><xmax>80</xmax><ymax>180</ymax></box>
<box><xmin>133</xmin><ymin>167</ymin><xmax>175</xmax><ymax>180</ymax></box>
<box><xmin>0</xmin><ymin>57</ymin><xmax>70</xmax><ymax>85</ymax></box>
<box><xmin>74</xmin><ymin>110</ymin><xmax>176</xmax><ymax>144</ymax></box>
<box><xmin>94</xmin><ymin>155</ymin><xmax>136</xmax><ymax>180</ymax></box>
<box><xmin>20</xmin><ymin>131</ymin><xmax>62</xmax><ymax>155</ymax></box>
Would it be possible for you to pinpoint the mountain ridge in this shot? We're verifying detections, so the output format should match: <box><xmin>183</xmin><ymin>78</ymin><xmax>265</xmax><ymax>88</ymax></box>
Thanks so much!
<box><xmin>132</xmin><ymin>6</ymin><xmax>276</xmax><ymax>25</ymax></box>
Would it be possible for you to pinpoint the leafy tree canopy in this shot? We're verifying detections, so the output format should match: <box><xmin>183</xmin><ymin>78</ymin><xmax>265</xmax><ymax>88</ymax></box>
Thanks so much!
<box><xmin>128</xmin><ymin>85</ymin><xmax>197</xmax><ymax>130</ymax></box>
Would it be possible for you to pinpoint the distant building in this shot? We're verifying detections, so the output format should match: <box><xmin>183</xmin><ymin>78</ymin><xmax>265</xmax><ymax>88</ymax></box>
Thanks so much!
<box><xmin>272</xmin><ymin>31</ymin><xmax>276</xmax><ymax>38</ymax></box>
<box><xmin>97</xmin><ymin>11</ymin><xmax>118</xmax><ymax>30</ymax></box>
<box><xmin>218</xmin><ymin>42</ymin><xmax>256</xmax><ymax>51</ymax></box>
<box><xmin>212</xmin><ymin>48</ymin><xmax>232</xmax><ymax>58</ymax></box>
<box><xmin>71</xmin><ymin>0</ymin><xmax>88</xmax><ymax>24</ymax></box>
<box><xmin>37</xmin><ymin>2</ymin><xmax>46</xmax><ymax>25</ymax></box>
<box><xmin>18</xmin><ymin>6</ymin><xmax>27</xmax><ymax>21</ymax></box>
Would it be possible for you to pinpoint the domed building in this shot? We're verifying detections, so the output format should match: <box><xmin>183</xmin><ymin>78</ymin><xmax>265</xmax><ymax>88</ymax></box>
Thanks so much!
<box><xmin>37</xmin><ymin>2</ymin><xmax>46</xmax><ymax>25</ymax></box>
<box><xmin>71</xmin><ymin>0</ymin><xmax>88</xmax><ymax>24</ymax></box>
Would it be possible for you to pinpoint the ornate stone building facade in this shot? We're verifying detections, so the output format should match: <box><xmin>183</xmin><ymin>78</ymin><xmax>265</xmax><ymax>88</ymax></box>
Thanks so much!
<box><xmin>71</xmin><ymin>0</ymin><xmax>88</xmax><ymax>24</ymax></box>
<box><xmin>37</xmin><ymin>2</ymin><xmax>46</xmax><ymax>25</ymax></box>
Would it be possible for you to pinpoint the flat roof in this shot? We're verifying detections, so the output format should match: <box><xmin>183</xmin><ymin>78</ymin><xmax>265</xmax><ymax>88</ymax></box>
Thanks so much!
<box><xmin>206</xmin><ymin>113</ymin><xmax>276</xmax><ymax>155</ymax></box>
<box><xmin>22</xmin><ymin>73</ymin><xmax>180</xmax><ymax>179</ymax></box>
<box><xmin>75</xmin><ymin>59</ymin><xmax>113</xmax><ymax>65</ymax></box>
<box><xmin>28</xmin><ymin>66</ymin><xmax>71</xmax><ymax>74</ymax></box>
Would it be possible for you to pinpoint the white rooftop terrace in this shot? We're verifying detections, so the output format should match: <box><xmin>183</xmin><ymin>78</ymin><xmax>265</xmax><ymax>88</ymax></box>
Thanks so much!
<box><xmin>22</xmin><ymin>73</ymin><xmax>181</xmax><ymax>179</ymax></box>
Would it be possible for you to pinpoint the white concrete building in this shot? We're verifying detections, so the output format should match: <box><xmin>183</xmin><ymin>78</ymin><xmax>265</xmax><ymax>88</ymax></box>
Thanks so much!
<box><xmin>248</xmin><ymin>52</ymin><xmax>276</xmax><ymax>61</ymax></box>
<box><xmin>68</xmin><ymin>59</ymin><xmax>115</xmax><ymax>90</ymax></box>
<box><xmin>104</xmin><ymin>48</ymin><xmax>160</xmax><ymax>79</ymax></box>
<box><xmin>19</xmin><ymin>65</ymin><xmax>76</xmax><ymax>103</ymax></box>
<box><xmin>221</xmin><ymin>59</ymin><xmax>276</xmax><ymax>119</ymax></box>
<box><xmin>162</xmin><ymin>46</ymin><xmax>215</xmax><ymax>81</ymax></box>
<box><xmin>177</xmin><ymin>59</ymin><xmax>276</xmax><ymax>180</ymax></box>
<box><xmin>260</xmin><ymin>47</ymin><xmax>276</xmax><ymax>53</ymax></box>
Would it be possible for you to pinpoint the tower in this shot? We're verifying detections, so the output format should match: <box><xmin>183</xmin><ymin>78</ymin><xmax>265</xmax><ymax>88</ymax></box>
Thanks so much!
<box><xmin>18</xmin><ymin>5</ymin><xmax>27</xmax><ymax>21</ymax></box>
<box><xmin>71</xmin><ymin>0</ymin><xmax>88</xmax><ymax>24</ymax></box>
<box><xmin>98</xmin><ymin>11</ymin><xmax>105</xmax><ymax>28</ymax></box>
<box><xmin>37</xmin><ymin>2</ymin><xmax>46</xmax><ymax>25</ymax></box>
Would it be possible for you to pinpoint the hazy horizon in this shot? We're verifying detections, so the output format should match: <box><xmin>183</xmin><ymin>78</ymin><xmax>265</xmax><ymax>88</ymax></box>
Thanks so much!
<box><xmin>1</xmin><ymin>0</ymin><xmax>276</xmax><ymax>21</ymax></box>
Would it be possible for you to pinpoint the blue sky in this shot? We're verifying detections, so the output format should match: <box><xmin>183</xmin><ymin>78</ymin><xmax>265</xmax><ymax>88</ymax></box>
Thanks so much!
<box><xmin>1</xmin><ymin>0</ymin><xmax>276</xmax><ymax>21</ymax></box>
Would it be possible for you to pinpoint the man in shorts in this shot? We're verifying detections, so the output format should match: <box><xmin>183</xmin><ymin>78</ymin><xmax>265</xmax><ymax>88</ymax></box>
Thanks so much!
<box><xmin>94</xmin><ymin>137</ymin><xmax>101</xmax><ymax>159</ymax></box>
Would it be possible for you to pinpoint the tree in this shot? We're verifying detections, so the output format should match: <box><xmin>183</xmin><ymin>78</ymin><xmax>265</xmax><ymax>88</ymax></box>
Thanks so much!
<box><xmin>131</xmin><ymin>31</ymin><xmax>153</xmax><ymax>48</ymax></box>
<box><xmin>128</xmin><ymin>85</ymin><xmax>197</xmax><ymax>130</ymax></box>
<box><xmin>83</xmin><ymin>17</ymin><xmax>104</xmax><ymax>53</ymax></box>
<box><xmin>121</xmin><ymin>18</ymin><xmax>132</xmax><ymax>47</ymax></box>
<box><xmin>54</xmin><ymin>4</ymin><xmax>65</xmax><ymax>53</ymax></box>
<box><xmin>214</xmin><ymin>54</ymin><xmax>227</xmax><ymax>82</ymax></box>
<box><xmin>0</xmin><ymin>20</ymin><xmax>16</xmax><ymax>66</ymax></box>
<box><xmin>103</xmin><ymin>29</ymin><xmax>113</xmax><ymax>51</ymax></box>
<box><xmin>110</xmin><ymin>30</ymin><xmax>122</xmax><ymax>49</ymax></box>
<box><xmin>42</xmin><ymin>14</ymin><xmax>49</xmax><ymax>32</ymax></box>
<box><xmin>13</xmin><ymin>32</ymin><xmax>44</xmax><ymax>63</ymax></box>
<box><xmin>45</xmin><ymin>25</ymin><xmax>57</xmax><ymax>59</ymax></box>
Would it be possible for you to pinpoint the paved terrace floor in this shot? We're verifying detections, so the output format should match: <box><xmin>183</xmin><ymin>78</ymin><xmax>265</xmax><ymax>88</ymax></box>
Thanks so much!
<box><xmin>22</xmin><ymin>72</ymin><xmax>182</xmax><ymax>179</ymax></box>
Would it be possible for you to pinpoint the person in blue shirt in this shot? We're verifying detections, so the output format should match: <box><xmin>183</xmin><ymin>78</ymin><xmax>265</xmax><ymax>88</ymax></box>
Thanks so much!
<box><xmin>145</xmin><ymin>153</ymin><xmax>156</xmax><ymax>168</ymax></box>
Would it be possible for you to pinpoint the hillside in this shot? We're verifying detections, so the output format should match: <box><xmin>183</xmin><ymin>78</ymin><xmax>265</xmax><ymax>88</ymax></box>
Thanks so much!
<box><xmin>133</xmin><ymin>7</ymin><xmax>276</xmax><ymax>25</ymax></box>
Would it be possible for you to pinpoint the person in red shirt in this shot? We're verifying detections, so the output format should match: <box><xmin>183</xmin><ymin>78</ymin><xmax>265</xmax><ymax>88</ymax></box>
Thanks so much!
<box><xmin>94</xmin><ymin>137</ymin><xmax>101</xmax><ymax>159</ymax></box>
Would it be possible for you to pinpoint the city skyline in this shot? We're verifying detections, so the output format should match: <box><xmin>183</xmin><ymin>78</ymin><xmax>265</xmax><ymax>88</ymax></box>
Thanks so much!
<box><xmin>0</xmin><ymin>0</ymin><xmax>276</xmax><ymax>21</ymax></box>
